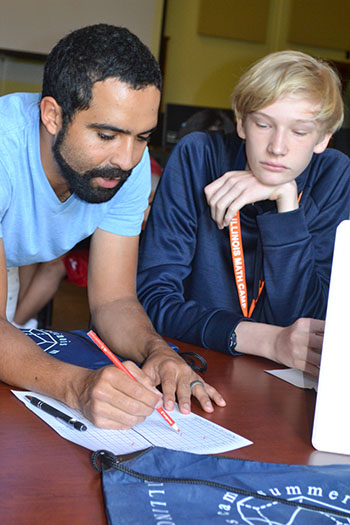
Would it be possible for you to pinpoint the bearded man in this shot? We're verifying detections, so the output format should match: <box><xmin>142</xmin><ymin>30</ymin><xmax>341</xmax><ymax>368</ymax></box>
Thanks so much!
<box><xmin>0</xmin><ymin>24</ymin><xmax>224</xmax><ymax>429</ymax></box>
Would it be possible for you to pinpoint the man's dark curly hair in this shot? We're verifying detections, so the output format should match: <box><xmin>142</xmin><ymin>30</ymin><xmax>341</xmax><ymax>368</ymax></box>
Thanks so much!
<box><xmin>42</xmin><ymin>24</ymin><xmax>162</xmax><ymax>125</ymax></box>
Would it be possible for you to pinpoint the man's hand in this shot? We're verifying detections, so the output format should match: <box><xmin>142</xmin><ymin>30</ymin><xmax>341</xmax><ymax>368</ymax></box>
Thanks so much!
<box><xmin>204</xmin><ymin>170</ymin><xmax>298</xmax><ymax>229</ymax></box>
<box><xmin>87</xmin><ymin>230</ymin><xmax>225</xmax><ymax>420</ymax></box>
<box><xmin>236</xmin><ymin>318</ymin><xmax>324</xmax><ymax>377</ymax></box>
<box><xmin>74</xmin><ymin>361</ymin><xmax>163</xmax><ymax>429</ymax></box>
<box><xmin>141</xmin><ymin>342</ymin><xmax>226</xmax><ymax>414</ymax></box>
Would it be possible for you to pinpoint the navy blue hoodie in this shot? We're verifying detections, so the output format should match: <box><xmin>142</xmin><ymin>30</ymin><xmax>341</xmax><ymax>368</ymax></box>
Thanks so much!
<box><xmin>138</xmin><ymin>132</ymin><xmax>350</xmax><ymax>354</ymax></box>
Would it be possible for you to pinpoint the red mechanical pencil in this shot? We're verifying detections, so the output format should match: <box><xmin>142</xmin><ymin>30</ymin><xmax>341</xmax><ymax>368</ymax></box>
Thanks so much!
<box><xmin>87</xmin><ymin>330</ymin><xmax>180</xmax><ymax>432</ymax></box>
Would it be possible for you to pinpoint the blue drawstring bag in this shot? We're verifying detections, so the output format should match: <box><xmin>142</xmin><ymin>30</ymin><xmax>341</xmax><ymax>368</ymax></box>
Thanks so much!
<box><xmin>20</xmin><ymin>328</ymin><xmax>181</xmax><ymax>368</ymax></box>
<box><xmin>91</xmin><ymin>446</ymin><xmax>350</xmax><ymax>525</ymax></box>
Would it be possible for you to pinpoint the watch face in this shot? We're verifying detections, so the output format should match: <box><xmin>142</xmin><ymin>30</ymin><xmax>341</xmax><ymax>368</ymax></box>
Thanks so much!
<box><xmin>229</xmin><ymin>331</ymin><xmax>237</xmax><ymax>352</ymax></box>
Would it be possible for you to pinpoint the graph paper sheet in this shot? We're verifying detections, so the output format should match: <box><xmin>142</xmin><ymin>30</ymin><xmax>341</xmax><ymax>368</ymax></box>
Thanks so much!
<box><xmin>12</xmin><ymin>390</ymin><xmax>252</xmax><ymax>455</ymax></box>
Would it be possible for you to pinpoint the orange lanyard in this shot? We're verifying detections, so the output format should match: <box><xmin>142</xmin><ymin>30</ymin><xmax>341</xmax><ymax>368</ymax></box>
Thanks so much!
<box><xmin>229</xmin><ymin>193</ymin><xmax>302</xmax><ymax>318</ymax></box>
<box><xmin>229</xmin><ymin>211</ymin><xmax>264</xmax><ymax>318</ymax></box>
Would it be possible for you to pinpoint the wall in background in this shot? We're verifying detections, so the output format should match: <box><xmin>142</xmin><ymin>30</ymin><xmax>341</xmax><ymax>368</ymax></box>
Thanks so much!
<box><xmin>2</xmin><ymin>0</ymin><xmax>350</xmax><ymax>138</ymax></box>
<box><xmin>0</xmin><ymin>0</ymin><xmax>164</xmax><ymax>95</ymax></box>
<box><xmin>0</xmin><ymin>56</ymin><xmax>43</xmax><ymax>95</ymax></box>
<box><xmin>161</xmin><ymin>0</ymin><xmax>350</xmax><ymax>111</ymax></box>
<box><xmin>0</xmin><ymin>0</ymin><xmax>163</xmax><ymax>56</ymax></box>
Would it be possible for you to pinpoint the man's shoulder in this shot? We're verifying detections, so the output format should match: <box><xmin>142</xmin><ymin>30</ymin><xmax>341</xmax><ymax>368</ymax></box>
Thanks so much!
<box><xmin>0</xmin><ymin>92</ymin><xmax>40</xmax><ymax>133</ymax></box>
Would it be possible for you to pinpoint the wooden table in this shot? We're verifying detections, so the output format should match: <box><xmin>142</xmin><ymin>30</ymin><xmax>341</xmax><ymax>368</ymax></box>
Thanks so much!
<box><xmin>0</xmin><ymin>340</ymin><xmax>346</xmax><ymax>524</ymax></box>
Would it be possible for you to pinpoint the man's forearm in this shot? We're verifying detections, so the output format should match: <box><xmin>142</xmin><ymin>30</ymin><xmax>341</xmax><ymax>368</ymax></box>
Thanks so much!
<box><xmin>90</xmin><ymin>296</ymin><xmax>167</xmax><ymax>363</ymax></box>
<box><xmin>0</xmin><ymin>318</ymin><xmax>86</xmax><ymax>409</ymax></box>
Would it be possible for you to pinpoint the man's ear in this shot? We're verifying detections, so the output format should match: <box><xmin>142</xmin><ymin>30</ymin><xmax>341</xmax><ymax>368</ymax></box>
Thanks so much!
<box><xmin>236</xmin><ymin>117</ymin><xmax>246</xmax><ymax>140</ymax></box>
<box><xmin>313</xmin><ymin>132</ymin><xmax>332</xmax><ymax>154</ymax></box>
<box><xmin>40</xmin><ymin>96</ymin><xmax>62</xmax><ymax>136</ymax></box>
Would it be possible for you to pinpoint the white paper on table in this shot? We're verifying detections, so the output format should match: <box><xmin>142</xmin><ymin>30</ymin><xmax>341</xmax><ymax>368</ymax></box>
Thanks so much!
<box><xmin>12</xmin><ymin>390</ymin><xmax>253</xmax><ymax>455</ymax></box>
<box><xmin>265</xmin><ymin>368</ymin><xmax>318</xmax><ymax>390</ymax></box>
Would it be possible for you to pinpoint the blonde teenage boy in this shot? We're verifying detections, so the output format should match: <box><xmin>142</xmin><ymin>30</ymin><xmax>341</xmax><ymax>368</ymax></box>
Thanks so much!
<box><xmin>138</xmin><ymin>51</ymin><xmax>350</xmax><ymax>377</ymax></box>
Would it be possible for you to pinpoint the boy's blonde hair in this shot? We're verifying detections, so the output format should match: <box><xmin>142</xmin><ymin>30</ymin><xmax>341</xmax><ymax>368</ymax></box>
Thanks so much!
<box><xmin>232</xmin><ymin>50</ymin><xmax>343</xmax><ymax>135</ymax></box>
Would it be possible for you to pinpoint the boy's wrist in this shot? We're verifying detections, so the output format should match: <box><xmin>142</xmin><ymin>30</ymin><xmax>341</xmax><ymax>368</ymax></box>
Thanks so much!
<box><xmin>228</xmin><ymin>328</ymin><xmax>237</xmax><ymax>355</ymax></box>
<box><xmin>275</xmin><ymin>181</ymin><xmax>299</xmax><ymax>213</ymax></box>
<box><xmin>235</xmin><ymin>321</ymin><xmax>283</xmax><ymax>362</ymax></box>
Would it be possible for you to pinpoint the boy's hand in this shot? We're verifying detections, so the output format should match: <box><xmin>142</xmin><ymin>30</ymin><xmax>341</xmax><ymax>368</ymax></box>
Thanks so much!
<box><xmin>235</xmin><ymin>318</ymin><xmax>324</xmax><ymax>377</ymax></box>
<box><xmin>272</xmin><ymin>318</ymin><xmax>324</xmax><ymax>377</ymax></box>
<box><xmin>204</xmin><ymin>170</ymin><xmax>298</xmax><ymax>229</ymax></box>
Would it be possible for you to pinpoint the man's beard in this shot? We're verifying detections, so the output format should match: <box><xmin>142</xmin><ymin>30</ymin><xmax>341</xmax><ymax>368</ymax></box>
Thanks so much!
<box><xmin>52</xmin><ymin>128</ymin><xmax>132</xmax><ymax>203</ymax></box>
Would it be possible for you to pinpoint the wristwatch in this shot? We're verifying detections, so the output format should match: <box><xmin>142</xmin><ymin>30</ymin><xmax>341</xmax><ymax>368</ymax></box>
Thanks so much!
<box><xmin>228</xmin><ymin>328</ymin><xmax>237</xmax><ymax>354</ymax></box>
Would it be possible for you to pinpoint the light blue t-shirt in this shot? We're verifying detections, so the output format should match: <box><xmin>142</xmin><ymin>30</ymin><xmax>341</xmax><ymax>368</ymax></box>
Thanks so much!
<box><xmin>0</xmin><ymin>93</ymin><xmax>151</xmax><ymax>267</ymax></box>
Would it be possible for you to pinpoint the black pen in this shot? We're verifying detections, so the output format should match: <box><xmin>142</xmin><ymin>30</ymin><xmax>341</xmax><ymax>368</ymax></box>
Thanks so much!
<box><xmin>26</xmin><ymin>395</ymin><xmax>87</xmax><ymax>432</ymax></box>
